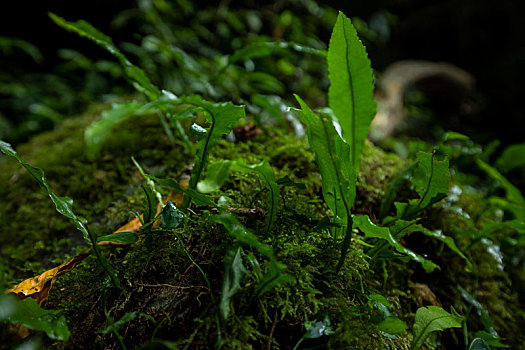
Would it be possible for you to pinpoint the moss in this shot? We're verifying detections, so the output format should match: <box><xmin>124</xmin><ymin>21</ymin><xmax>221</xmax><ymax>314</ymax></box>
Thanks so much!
<box><xmin>2</xmin><ymin>107</ymin><xmax>524</xmax><ymax>349</ymax></box>
<box><xmin>0</xmin><ymin>104</ymin><xmax>190</xmax><ymax>282</ymax></box>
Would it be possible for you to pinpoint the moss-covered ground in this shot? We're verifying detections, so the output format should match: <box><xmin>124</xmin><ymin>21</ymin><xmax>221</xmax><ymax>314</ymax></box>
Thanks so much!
<box><xmin>1</xmin><ymin>104</ymin><xmax>524</xmax><ymax>349</ymax></box>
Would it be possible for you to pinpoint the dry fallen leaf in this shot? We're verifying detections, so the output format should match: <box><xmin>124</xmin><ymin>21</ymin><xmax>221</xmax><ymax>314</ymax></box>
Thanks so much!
<box><xmin>6</xmin><ymin>183</ymin><xmax>188</xmax><ymax>305</ymax></box>
<box><xmin>7</xmin><ymin>252</ymin><xmax>91</xmax><ymax>304</ymax></box>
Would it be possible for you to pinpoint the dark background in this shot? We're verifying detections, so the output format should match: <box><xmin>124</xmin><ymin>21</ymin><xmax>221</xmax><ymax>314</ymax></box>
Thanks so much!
<box><xmin>1</xmin><ymin>0</ymin><xmax>524</xmax><ymax>145</ymax></box>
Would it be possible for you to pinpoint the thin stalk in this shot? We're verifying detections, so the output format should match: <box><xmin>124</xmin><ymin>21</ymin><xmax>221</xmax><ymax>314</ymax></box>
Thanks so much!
<box><xmin>86</xmin><ymin>226</ymin><xmax>121</xmax><ymax>289</ymax></box>
<box><xmin>336</xmin><ymin>214</ymin><xmax>354</xmax><ymax>272</ymax></box>
<box><xmin>158</xmin><ymin>111</ymin><xmax>176</xmax><ymax>146</ymax></box>
<box><xmin>181</xmin><ymin>107</ymin><xmax>215</xmax><ymax>212</ymax></box>
<box><xmin>173</xmin><ymin>118</ymin><xmax>194</xmax><ymax>153</ymax></box>
<box><xmin>173</xmin><ymin>231</ymin><xmax>213</xmax><ymax>298</ymax></box>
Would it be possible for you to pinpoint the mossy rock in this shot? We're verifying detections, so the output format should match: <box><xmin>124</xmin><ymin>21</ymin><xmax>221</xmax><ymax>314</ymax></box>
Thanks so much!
<box><xmin>1</xmin><ymin>105</ymin><xmax>523</xmax><ymax>349</ymax></box>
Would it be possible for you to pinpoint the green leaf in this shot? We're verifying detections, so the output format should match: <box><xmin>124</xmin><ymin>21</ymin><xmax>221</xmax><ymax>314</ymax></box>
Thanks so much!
<box><xmin>403</xmin><ymin>152</ymin><xmax>450</xmax><ymax>219</ymax></box>
<box><xmin>167</xmin><ymin>95</ymin><xmax>245</xmax><ymax>210</ymax></box>
<box><xmin>141</xmin><ymin>184</ymin><xmax>157</xmax><ymax>225</ymax></box>
<box><xmin>420</xmin><ymin>228</ymin><xmax>472</xmax><ymax>271</ymax></box>
<box><xmin>468</xmin><ymin>338</ymin><xmax>491</xmax><ymax>350</ymax></box>
<box><xmin>293</xmin><ymin>316</ymin><xmax>334</xmax><ymax>350</ymax></box>
<box><xmin>295</xmin><ymin>95</ymin><xmax>356</xmax><ymax>271</ymax></box>
<box><xmin>209</xmin><ymin>213</ymin><xmax>293</xmax><ymax>297</ymax></box>
<box><xmin>210</xmin><ymin>213</ymin><xmax>275</xmax><ymax>261</ymax></box>
<box><xmin>0</xmin><ymin>294</ymin><xmax>70</xmax><ymax>341</ymax></box>
<box><xmin>412</xmin><ymin>151</ymin><xmax>450</xmax><ymax>208</ymax></box>
<box><xmin>197</xmin><ymin>159</ymin><xmax>280</xmax><ymax>234</ymax></box>
<box><xmin>251</xmin><ymin>94</ymin><xmax>290</xmax><ymax>130</ymax></box>
<box><xmin>369</xmin><ymin>293</ymin><xmax>392</xmax><ymax>308</ymax></box>
<box><xmin>377</xmin><ymin>316</ymin><xmax>408</xmax><ymax>335</ymax></box>
<box><xmin>294</xmin><ymin>96</ymin><xmax>356</xmax><ymax>225</ymax></box>
<box><xmin>0</xmin><ymin>140</ymin><xmax>120</xmax><ymax>288</ymax></box>
<box><xmin>379</xmin><ymin>161</ymin><xmax>417</xmax><ymax>219</ymax></box>
<box><xmin>495</xmin><ymin>142</ymin><xmax>525</xmax><ymax>173</ymax></box>
<box><xmin>473</xmin><ymin>331</ymin><xmax>509</xmax><ymax>348</ymax></box>
<box><xmin>303</xmin><ymin>316</ymin><xmax>334</xmax><ymax>339</ymax></box>
<box><xmin>478</xmin><ymin>219</ymin><xmax>525</xmax><ymax>238</ymax></box>
<box><xmin>0</xmin><ymin>140</ymin><xmax>16</xmax><ymax>156</ymax></box>
<box><xmin>197</xmin><ymin>160</ymin><xmax>232</xmax><ymax>193</ymax></box>
<box><xmin>327</xmin><ymin>12</ymin><xmax>376</xmax><ymax>171</ymax></box>
<box><xmin>99</xmin><ymin>312</ymin><xmax>137</xmax><ymax>334</ymax></box>
<box><xmin>355</xmin><ymin>215</ymin><xmax>439</xmax><ymax>273</ymax></box>
<box><xmin>231</xmin><ymin>160</ymin><xmax>280</xmax><ymax>235</ymax></box>
<box><xmin>189</xmin><ymin>123</ymin><xmax>208</xmax><ymax>138</ymax></box>
<box><xmin>477</xmin><ymin>158</ymin><xmax>525</xmax><ymax>221</ymax></box>
<box><xmin>161</xmin><ymin>201</ymin><xmax>184</xmax><ymax>230</ymax></box>
<box><xmin>458</xmin><ymin>285</ymin><xmax>497</xmax><ymax>336</ymax></box>
<box><xmin>276</xmin><ymin>175</ymin><xmax>306</xmax><ymax>190</ymax></box>
<box><xmin>411</xmin><ymin>306</ymin><xmax>462</xmax><ymax>350</ymax></box>
<box><xmin>220</xmin><ymin>246</ymin><xmax>247</xmax><ymax>320</ymax></box>
<box><xmin>84</xmin><ymin>102</ymin><xmax>146</xmax><ymax>160</ymax></box>
<box><xmin>228</xmin><ymin>40</ymin><xmax>326</xmax><ymax>65</ymax></box>
<box><xmin>49</xmin><ymin>13</ymin><xmax>160</xmax><ymax>100</ymax></box>
<box><xmin>153</xmin><ymin>176</ymin><xmax>216</xmax><ymax>207</ymax></box>
<box><xmin>96</xmin><ymin>231</ymin><xmax>139</xmax><ymax>245</ymax></box>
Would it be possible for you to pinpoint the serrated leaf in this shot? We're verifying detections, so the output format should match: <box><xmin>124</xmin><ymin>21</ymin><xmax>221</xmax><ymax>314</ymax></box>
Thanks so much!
<box><xmin>495</xmin><ymin>142</ymin><xmax>525</xmax><ymax>173</ymax></box>
<box><xmin>403</xmin><ymin>152</ymin><xmax>450</xmax><ymax>219</ymax></box>
<box><xmin>295</xmin><ymin>95</ymin><xmax>356</xmax><ymax>225</ymax></box>
<box><xmin>162</xmin><ymin>95</ymin><xmax>245</xmax><ymax>210</ymax></box>
<box><xmin>0</xmin><ymin>294</ymin><xmax>70</xmax><ymax>341</ymax></box>
<box><xmin>412</xmin><ymin>151</ymin><xmax>450</xmax><ymax>207</ymax></box>
<box><xmin>161</xmin><ymin>201</ymin><xmax>184</xmax><ymax>229</ymax></box>
<box><xmin>295</xmin><ymin>95</ymin><xmax>356</xmax><ymax>271</ymax></box>
<box><xmin>355</xmin><ymin>215</ymin><xmax>439</xmax><ymax>273</ymax></box>
<box><xmin>220</xmin><ymin>246</ymin><xmax>247</xmax><ymax>320</ymax></box>
<box><xmin>411</xmin><ymin>306</ymin><xmax>462</xmax><ymax>350</ymax></box>
<box><xmin>327</xmin><ymin>12</ymin><xmax>376</xmax><ymax>171</ymax></box>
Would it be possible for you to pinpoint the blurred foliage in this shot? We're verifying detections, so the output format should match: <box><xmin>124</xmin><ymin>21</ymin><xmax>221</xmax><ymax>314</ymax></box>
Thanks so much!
<box><xmin>0</xmin><ymin>0</ymin><xmax>397</xmax><ymax>145</ymax></box>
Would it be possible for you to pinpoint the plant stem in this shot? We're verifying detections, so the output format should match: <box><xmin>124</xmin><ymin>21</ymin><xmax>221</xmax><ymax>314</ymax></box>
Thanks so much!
<box><xmin>173</xmin><ymin>231</ymin><xmax>213</xmax><ymax>298</ymax></box>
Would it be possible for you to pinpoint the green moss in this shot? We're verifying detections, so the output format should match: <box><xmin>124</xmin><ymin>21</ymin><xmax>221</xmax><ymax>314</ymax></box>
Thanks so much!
<box><xmin>3</xmin><ymin>109</ymin><xmax>524</xmax><ymax>349</ymax></box>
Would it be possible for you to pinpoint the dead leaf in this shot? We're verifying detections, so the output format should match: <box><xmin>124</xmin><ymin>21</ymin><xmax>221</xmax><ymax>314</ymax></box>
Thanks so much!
<box><xmin>6</xmin><ymin>183</ymin><xmax>189</xmax><ymax>304</ymax></box>
<box><xmin>7</xmin><ymin>252</ymin><xmax>91</xmax><ymax>304</ymax></box>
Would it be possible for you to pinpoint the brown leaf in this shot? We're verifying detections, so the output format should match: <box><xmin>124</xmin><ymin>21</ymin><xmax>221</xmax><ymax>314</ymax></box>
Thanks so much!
<box><xmin>5</xmin><ymin>181</ymin><xmax>189</xmax><ymax>304</ymax></box>
<box><xmin>7</xmin><ymin>252</ymin><xmax>91</xmax><ymax>305</ymax></box>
